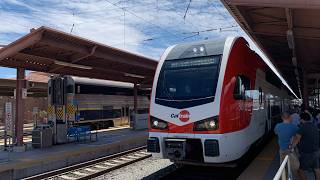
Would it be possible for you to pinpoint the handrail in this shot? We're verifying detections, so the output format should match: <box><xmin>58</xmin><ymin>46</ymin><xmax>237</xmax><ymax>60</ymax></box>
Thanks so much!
<box><xmin>273</xmin><ymin>155</ymin><xmax>292</xmax><ymax>180</ymax></box>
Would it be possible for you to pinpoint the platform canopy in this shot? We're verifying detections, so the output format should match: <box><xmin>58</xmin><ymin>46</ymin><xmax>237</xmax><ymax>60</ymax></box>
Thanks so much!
<box><xmin>221</xmin><ymin>0</ymin><xmax>320</xmax><ymax>98</ymax></box>
<box><xmin>0</xmin><ymin>79</ymin><xmax>47</xmax><ymax>97</ymax></box>
<box><xmin>0</xmin><ymin>26</ymin><xmax>158</xmax><ymax>87</ymax></box>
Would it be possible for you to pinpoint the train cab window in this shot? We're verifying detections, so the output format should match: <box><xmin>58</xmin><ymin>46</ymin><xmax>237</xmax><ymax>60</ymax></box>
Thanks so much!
<box><xmin>67</xmin><ymin>85</ymin><xmax>74</xmax><ymax>94</ymax></box>
<box><xmin>233</xmin><ymin>75</ymin><xmax>250</xmax><ymax>100</ymax></box>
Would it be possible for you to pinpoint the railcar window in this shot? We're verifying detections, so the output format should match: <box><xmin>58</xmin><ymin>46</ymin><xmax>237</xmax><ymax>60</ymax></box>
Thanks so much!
<box><xmin>79</xmin><ymin>109</ymin><xmax>122</xmax><ymax>120</ymax></box>
<box><xmin>233</xmin><ymin>75</ymin><xmax>250</xmax><ymax>100</ymax></box>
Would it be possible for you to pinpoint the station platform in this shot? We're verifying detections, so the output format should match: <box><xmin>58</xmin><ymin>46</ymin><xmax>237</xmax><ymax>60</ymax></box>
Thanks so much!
<box><xmin>238</xmin><ymin>137</ymin><xmax>280</xmax><ymax>180</ymax></box>
<box><xmin>0</xmin><ymin>126</ymin><xmax>147</xmax><ymax>179</ymax></box>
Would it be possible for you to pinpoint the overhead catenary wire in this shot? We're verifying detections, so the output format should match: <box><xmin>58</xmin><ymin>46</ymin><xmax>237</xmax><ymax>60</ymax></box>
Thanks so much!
<box><xmin>104</xmin><ymin>0</ymin><xmax>182</xmax><ymax>39</ymax></box>
<box><xmin>183</xmin><ymin>0</ymin><xmax>192</xmax><ymax>21</ymax></box>
<box><xmin>123</xmin><ymin>0</ymin><xmax>126</xmax><ymax>48</ymax></box>
<box><xmin>70</xmin><ymin>11</ymin><xmax>75</xmax><ymax>34</ymax></box>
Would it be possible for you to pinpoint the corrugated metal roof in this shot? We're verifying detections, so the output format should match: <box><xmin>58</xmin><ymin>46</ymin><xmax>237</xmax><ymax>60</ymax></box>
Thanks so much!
<box><xmin>221</xmin><ymin>0</ymin><xmax>320</xmax><ymax>97</ymax></box>
<box><xmin>0</xmin><ymin>26</ymin><xmax>158</xmax><ymax>87</ymax></box>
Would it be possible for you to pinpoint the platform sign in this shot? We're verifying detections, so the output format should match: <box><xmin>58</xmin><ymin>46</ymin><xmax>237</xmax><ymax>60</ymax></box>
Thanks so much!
<box><xmin>13</xmin><ymin>88</ymin><xmax>28</xmax><ymax>99</ymax></box>
<box><xmin>5</xmin><ymin>102</ymin><xmax>13</xmax><ymax>135</ymax></box>
<box><xmin>22</xmin><ymin>88</ymin><xmax>27</xmax><ymax>99</ymax></box>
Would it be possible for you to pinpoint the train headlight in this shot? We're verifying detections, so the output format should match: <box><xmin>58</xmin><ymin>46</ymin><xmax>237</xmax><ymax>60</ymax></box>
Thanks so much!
<box><xmin>153</xmin><ymin>120</ymin><xmax>159</xmax><ymax>127</ymax></box>
<box><xmin>150</xmin><ymin>116</ymin><xmax>168</xmax><ymax>130</ymax></box>
<box><xmin>194</xmin><ymin>116</ymin><xmax>219</xmax><ymax>131</ymax></box>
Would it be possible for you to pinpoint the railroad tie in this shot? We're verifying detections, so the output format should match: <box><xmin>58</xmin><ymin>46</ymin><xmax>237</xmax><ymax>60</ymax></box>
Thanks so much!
<box><xmin>84</xmin><ymin>168</ymin><xmax>98</xmax><ymax>172</ymax></box>
<box><xmin>133</xmin><ymin>153</ymin><xmax>146</xmax><ymax>157</ymax></box>
<box><xmin>119</xmin><ymin>157</ymin><xmax>132</xmax><ymax>161</ymax></box>
<box><xmin>111</xmin><ymin>159</ymin><xmax>124</xmax><ymax>164</ymax></box>
<box><xmin>139</xmin><ymin>151</ymin><xmax>150</xmax><ymax>155</ymax></box>
<box><xmin>94</xmin><ymin>165</ymin><xmax>108</xmax><ymax>169</ymax></box>
<box><xmin>103</xmin><ymin>162</ymin><xmax>117</xmax><ymax>166</ymax></box>
<box><xmin>72</xmin><ymin>171</ymin><xmax>88</xmax><ymax>176</ymax></box>
<box><xmin>126</xmin><ymin>155</ymin><xmax>139</xmax><ymax>159</ymax></box>
<box><xmin>59</xmin><ymin>175</ymin><xmax>77</xmax><ymax>180</ymax></box>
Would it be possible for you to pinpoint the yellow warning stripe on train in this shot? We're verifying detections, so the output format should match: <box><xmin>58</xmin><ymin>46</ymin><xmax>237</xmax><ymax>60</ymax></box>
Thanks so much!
<box><xmin>47</xmin><ymin>105</ymin><xmax>55</xmax><ymax>115</ymax></box>
<box><xmin>67</xmin><ymin>104</ymin><xmax>76</xmax><ymax>114</ymax></box>
<box><xmin>56</xmin><ymin>106</ymin><xmax>64</xmax><ymax>120</ymax></box>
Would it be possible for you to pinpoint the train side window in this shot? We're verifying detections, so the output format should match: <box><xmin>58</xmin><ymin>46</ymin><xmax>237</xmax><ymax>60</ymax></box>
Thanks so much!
<box><xmin>234</xmin><ymin>75</ymin><xmax>250</xmax><ymax>100</ymax></box>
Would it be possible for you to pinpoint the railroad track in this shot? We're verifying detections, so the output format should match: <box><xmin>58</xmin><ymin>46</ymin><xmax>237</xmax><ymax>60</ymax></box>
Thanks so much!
<box><xmin>23</xmin><ymin>146</ymin><xmax>151</xmax><ymax>180</ymax></box>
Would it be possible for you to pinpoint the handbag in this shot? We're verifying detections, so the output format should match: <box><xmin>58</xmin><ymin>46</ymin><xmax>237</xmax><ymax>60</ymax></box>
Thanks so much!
<box><xmin>288</xmin><ymin>148</ymin><xmax>300</xmax><ymax>171</ymax></box>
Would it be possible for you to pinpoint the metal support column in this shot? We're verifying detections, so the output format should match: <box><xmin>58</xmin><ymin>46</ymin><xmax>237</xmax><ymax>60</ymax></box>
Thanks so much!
<box><xmin>317</xmin><ymin>78</ymin><xmax>319</xmax><ymax>108</ymax></box>
<box><xmin>130</xmin><ymin>83</ymin><xmax>138</xmax><ymax>129</ymax></box>
<box><xmin>303</xmin><ymin>71</ymin><xmax>309</xmax><ymax>108</ymax></box>
<box><xmin>15</xmin><ymin>68</ymin><xmax>26</xmax><ymax>146</ymax></box>
<box><xmin>133</xmin><ymin>83</ymin><xmax>138</xmax><ymax>113</ymax></box>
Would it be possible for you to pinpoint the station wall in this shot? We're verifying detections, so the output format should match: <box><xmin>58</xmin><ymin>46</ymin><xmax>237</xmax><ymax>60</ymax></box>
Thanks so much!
<box><xmin>0</xmin><ymin>96</ymin><xmax>47</xmax><ymax>126</ymax></box>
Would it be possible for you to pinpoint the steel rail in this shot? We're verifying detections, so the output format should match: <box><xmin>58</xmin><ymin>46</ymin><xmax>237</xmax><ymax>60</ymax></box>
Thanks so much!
<box><xmin>22</xmin><ymin>146</ymin><xmax>150</xmax><ymax>180</ymax></box>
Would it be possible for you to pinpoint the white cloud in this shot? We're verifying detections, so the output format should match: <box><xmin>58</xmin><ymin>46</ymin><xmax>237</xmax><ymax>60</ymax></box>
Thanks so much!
<box><xmin>0</xmin><ymin>0</ymin><xmax>241</xmax><ymax>59</ymax></box>
<box><xmin>0</xmin><ymin>0</ymin><xmax>296</xmax><ymax>96</ymax></box>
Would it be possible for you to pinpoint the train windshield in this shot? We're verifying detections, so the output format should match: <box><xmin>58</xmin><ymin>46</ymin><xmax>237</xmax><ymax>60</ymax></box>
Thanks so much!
<box><xmin>155</xmin><ymin>56</ymin><xmax>221</xmax><ymax>108</ymax></box>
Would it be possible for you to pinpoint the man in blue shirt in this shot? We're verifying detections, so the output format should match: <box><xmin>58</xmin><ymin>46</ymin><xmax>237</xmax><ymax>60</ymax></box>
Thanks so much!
<box><xmin>274</xmin><ymin>112</ymin><xmax>299</xmax><ymax>163</ymax></box>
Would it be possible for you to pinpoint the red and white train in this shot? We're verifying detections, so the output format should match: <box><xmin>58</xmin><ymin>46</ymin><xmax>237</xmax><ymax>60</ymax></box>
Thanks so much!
<box><xmin>147</xmin><ymin>37</ymin><xmax>292</xmax><ymax>165</ymax></box>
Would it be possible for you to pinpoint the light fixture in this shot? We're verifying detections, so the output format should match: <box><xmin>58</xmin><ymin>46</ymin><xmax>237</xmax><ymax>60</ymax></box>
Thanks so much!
<box><xmin>54</xmin><ymin>61</ymin><xmax>93</xmax><ymax>70</ymax></box>
<box><xmin>287</xmin><ymin>30</ymin><xmax>295</xmax><ymax>49</ymax></box>
<box><xmin>292</xmin><ymin>57</ymin><xmax>297</xmax><ymax>67</ymax></box>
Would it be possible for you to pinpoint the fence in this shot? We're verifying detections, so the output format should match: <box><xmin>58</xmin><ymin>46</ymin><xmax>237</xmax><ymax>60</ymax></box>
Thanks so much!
<box><xmin>273</xmin><ymin>155</ymin><xmax>292</xmax><ymax>180</ymax></box>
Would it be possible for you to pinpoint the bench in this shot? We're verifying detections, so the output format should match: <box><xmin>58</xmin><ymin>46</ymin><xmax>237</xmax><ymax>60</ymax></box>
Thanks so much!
<box><xmin>67</xmin><ymin>127</ymin><xmax>79</xmax><ymax>142</ymax></box>
<box><xmin>67</xmin><ymin>126</ymin><xmax>97</xmax><ymax>142</ymax></box>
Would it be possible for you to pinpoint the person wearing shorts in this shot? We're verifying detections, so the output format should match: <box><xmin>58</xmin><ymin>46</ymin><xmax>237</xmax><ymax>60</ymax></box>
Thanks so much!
<box><xmin>274</xmin><ymin>112</ymin><xmax>299</xmax><ymax>163</ymax></box>
<box><xmin>293</xmin><ymin>112</ymin><xmax>320</xmax><ymax>180</ymax></box>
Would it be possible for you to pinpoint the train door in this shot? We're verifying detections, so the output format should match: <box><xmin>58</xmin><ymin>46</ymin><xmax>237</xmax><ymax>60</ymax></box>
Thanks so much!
<box><xmin>256</xmin><ymin>87</ymin><xmax>267</xmax><ymax>134</ymax></box>
<box><xmin>234</xmin><ymin>76</ymin><xmax>251</xmax><ymax>129</ymax></box>
<box><xmin>245</xmin><ymin>88</ymin><xmax>265</xmax><ymax>136</ymax></box>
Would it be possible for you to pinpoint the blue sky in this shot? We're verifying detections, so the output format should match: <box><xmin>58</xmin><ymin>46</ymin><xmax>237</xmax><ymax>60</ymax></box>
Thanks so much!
<box><xmin>0</xmin><ymin>0</ymin><xmax>298</xmax><ymax>97</ymax></box>
<box><xmin>0</xmin><ymin>0</ymin><xmax>243</xmax><ymax>78</ymax></box>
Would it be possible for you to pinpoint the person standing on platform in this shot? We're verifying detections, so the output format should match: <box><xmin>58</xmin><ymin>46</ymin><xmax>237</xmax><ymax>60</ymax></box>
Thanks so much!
<box><xmin>291</xmin><ymin>106</ymin><xmax>301</xmax><ymax>127</ymax></box>
<box><xmin>313</xmin><ymin>110</ymin><xmax>320</xmax><ymax>128</ymax></box>
<box><xmin>274</xmin><ymin>112</ymin><xmax>299</xmax><ymax>163</ymax></box>
<box><xmin>293</xmin><ymin>112</ymin><xmax>320</xmax><ymax>180</ymax></box>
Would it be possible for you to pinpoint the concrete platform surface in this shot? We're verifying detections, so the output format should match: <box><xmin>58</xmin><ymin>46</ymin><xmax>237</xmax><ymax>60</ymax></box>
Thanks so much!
<box><xmin>238</xmin><ymin>138</ymin><xmax>279</xmax><ymax>180</ymax></box>
<box><xmin>0</xmin><ymin>127</ymin><xmax>147</xmax><ymax>180</ymax></box>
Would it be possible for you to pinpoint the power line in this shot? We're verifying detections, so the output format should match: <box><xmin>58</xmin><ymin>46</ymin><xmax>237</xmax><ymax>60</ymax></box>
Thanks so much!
<box><xmin>70</xmin><ymin>11</ymin><xmax>75</xmax><ymax>34</ymax></box>
<box><xmin>104</xmin><ymin>0</ymin><xmax>181</xmax><ymax>39</ymax></box>
<box><xmin>123</xmin><ymin>0</ymin><xmax>126</xmax><ymax>48</ymax></box>
<box><xmin>183</xmin><ymin>0</ymin><xmax>192</xmax><ymax>21</ymax></box>
<box><xmin>182</xmin><ymin>25</ymin><xmax>238</xmax><ymax>34</ymax></box>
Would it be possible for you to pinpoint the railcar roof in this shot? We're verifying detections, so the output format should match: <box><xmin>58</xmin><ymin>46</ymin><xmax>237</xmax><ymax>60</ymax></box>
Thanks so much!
<box><xmin>165</xmin><ymin>37</ymin><xmax>227</xmax><ymax>60</ymax></box>
<box><xmin>71</xmin><ymin>76</ymin><xmax>133</xmax><ymax>89</ymax></box>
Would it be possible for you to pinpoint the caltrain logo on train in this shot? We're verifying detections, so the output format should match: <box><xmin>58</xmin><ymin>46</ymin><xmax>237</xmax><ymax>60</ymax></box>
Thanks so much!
<box><xmin>170</xmin><ymin>110</ymin><xmax>190</xmax><ymax>122</ymax></box>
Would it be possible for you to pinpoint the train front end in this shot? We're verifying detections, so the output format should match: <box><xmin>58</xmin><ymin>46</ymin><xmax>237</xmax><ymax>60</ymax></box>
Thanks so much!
<box><xmin>148</xmin><ymin>37</ymin><xmax>246</xmax><ymax>165</ymax></box>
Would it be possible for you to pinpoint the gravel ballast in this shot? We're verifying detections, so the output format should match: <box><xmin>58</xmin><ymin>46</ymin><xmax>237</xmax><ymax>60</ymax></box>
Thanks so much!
<box><xmin>94</xmin><ymin>157</ymin><xmax>174</xmax><ymax>180</ymax></box>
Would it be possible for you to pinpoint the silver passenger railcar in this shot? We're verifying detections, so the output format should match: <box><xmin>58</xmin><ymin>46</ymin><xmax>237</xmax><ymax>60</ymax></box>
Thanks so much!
<box><xmin>48</xmin><ymin>75</ymin><xmax>150</xmax><ymax>130</ymax></box>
